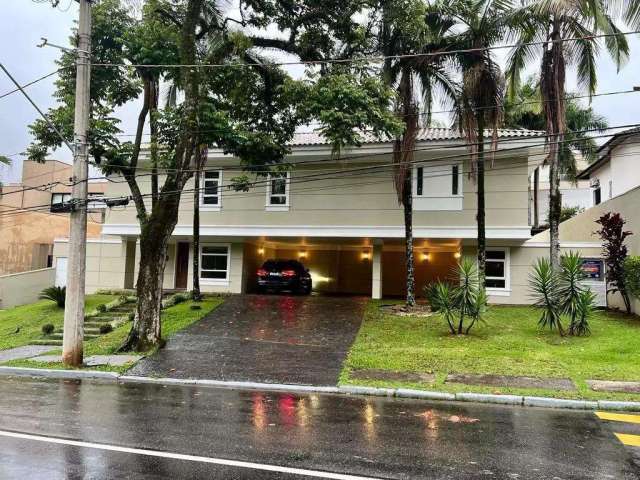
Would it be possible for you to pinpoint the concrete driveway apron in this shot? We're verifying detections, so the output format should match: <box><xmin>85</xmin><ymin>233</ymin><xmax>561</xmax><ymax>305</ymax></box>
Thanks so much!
<box><xmin>129</xmin><ymin>294</ymin><xmax>366</xmax><ymax>385</ymax></box>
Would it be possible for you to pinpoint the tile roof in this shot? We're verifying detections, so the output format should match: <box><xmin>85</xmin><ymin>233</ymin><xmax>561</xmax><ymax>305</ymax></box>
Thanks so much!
<box><xmin>289</xmin><ymin>127</ymin><xmax>545</xmax><ymax>146</ymax></box>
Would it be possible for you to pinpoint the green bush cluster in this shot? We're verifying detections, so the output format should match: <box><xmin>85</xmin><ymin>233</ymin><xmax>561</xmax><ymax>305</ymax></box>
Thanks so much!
<box><xmin>624</xmin><ymin>256</ymin><xmax>640</xmax><ymax>301</ymax></box>
<box><xmin>425</xmin><ymin>258</ymin><xmax>487</xmax><ymax>335</ymax></box>
<box><xmin>41</xmin><ymin>323</ymin><xmax>55</xmax><ymax>335</ymax></box>
<box><xmin>39</xmin><ymin>286</ymin><xmax>66</xmax><ymax>308</ymax></box>
<box><xmin>162</xmin><ymin>292</ymin><xmax>191</xmax><ymax>309</ymax></box>
<box><xmin>529</xmin><ymin>251</ymin><xmax>597</xmax><ymax>336</ymax></box>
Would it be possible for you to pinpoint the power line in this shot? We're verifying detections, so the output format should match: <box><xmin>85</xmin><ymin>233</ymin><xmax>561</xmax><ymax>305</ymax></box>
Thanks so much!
<box><xmin>88</xmin><ymin>30</ymin><xmax>640</xmax><ymax>69</ymax></box>
<box><xmin>0</xmin><ymin>62</ymin><xmax>73</xmax><ymax>153</ymax></box>
<box><xmin>0</xmin><ymin>69</ymin><xmax>62</xmax><ymax>100</ymax></box>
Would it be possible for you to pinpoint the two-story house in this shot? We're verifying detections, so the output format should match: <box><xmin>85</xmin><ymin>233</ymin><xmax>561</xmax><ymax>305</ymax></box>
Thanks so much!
<box><xmin>0</xmin><ymin>160</ymin><xmax>106</xmax><ymax>276</ymax></box>
<box><xmin>51</xmin><ymin>127</ymin><xmax>609</xmax><ymax>304</ymax></box>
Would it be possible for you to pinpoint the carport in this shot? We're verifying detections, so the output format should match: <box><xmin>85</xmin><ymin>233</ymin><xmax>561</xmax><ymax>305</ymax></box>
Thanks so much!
<box><xmin>242</xmin><ymin>238</ymin><xmax>461</xmax><ymax>298</ymax></box>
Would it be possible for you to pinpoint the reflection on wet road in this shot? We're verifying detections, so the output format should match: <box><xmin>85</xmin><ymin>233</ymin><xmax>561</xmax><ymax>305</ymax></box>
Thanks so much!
<box><xmin>0</xmin><ymin>376</ymin><xmax>638</xmax><ymax>479</ymax></box>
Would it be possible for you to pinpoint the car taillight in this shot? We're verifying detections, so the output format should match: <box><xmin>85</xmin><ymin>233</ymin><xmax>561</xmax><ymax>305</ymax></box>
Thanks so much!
<box><xmin>282</xmin><ymin>269</ymin><xmax>296</xmax><ymax>277</ymax></box>
<box><xmin>257</xmin><ymin>269</ymin><xmax>268</xmax><ymax>277</ymax></box>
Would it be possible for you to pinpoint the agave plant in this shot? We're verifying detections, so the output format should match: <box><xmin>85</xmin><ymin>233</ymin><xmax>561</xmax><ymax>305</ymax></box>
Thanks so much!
<box><xmin>466</xmin><ymin>287</ymin><xmax>488</xmax><ymax>335</ymax></box>
<box><xmin>453</xmin><ymin>258</ymin><xmax>480</xmax><ymax>334</ymax></box>
<box><xmin>529</xmin><ymin>258</ymin><xmax>564</xmax><ymax>335</ymax></box>
<box><xmin>39</xmin><ymin>286</ymin><xmax>66</xmax><ymax>308</ymax></box>
<box><xmin>570</xmin><ymin>289</ymin><xmax>596</xmax><ymax>336</ymax></box>
<box><xmin>426</xmin><ymin>281</ymin><xmax>457</xmax><ymax>334</ymax></box>
<box><xmin>559</xmin><ymin>251</ymin><xmax>586</xmax><ymax>328</ymax></box>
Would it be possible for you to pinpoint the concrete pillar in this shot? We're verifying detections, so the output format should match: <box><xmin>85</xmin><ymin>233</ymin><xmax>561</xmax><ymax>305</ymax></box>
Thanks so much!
<box><xmin>372</xmin><ymin>243</ymin><xmax>383</xmax><ymax>299</ymax></box>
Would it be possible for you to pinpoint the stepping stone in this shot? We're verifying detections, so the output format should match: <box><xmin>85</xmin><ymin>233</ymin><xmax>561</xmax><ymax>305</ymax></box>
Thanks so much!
<box><xmin>84</xmin><ymin>355</ymin><xmax>142</xmax><ymax>367</ymax></box>
<box><xmin>27</xmin><ymin>354</ymin><xmax>62</xmax><ymax>363</ymax></box>
<box><xmin>446</xmin><ymin>373</ymin><xmax>577</xmax><ymax>391</ymax></box>
<box><xmin>587</xmin><ymin>380</ymin><xmax>640</xmax><ymax>394</ymax></box>
<box><xmin>350</xmin><ymin>368</ymin><xmax>435</xmax><ymax>384</ymax></box>
<box><xmin>0</xmin><ymin>346</ymin><xmax>54</xmax><ymax>363</ymax></box>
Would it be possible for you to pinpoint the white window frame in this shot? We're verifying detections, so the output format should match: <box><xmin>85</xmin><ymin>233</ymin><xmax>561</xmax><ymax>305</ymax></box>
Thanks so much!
<box><xmin>266</xmin><ymin>171</ymin><xmax>290</xmax><ymax>211</ymax></box>
<box><xmin>201</xmin><ymin>170</ymin><xmax>222</xmax><ymax>211</ymax></box>
<box><xmin>485</xmin><ymin>247</ymin><xmax>511</xmax><ymax>296</ymax></box>
<box><xmin>412</xmin><ymin>162</ymin><xmax>463</xmax><ymax>211</ymax></box>
<box><xmin>199</xmin><ymin>243</ymin><xmax>230</xmax><ymax>285</ymax></box>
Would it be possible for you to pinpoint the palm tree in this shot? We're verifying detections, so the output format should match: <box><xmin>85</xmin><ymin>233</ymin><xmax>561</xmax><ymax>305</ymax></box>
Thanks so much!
<box><xmin>443</xmin><ymin>0</ymin><xmax>514</xmax><ymax>286</ymax></box>
<box><xmin>378</xmin><ymin>1</ymin><xmax>459</xmax><ymax>307</ymax></box>
<box><xmin>506</xmin><ymin>0</ymin><xmax>629</xmax><ymax>268</ymax></box>
<box><xmin>504</xmin><ymin>77</ymin><xmax>608</xmax><ymax>167</ymax></box>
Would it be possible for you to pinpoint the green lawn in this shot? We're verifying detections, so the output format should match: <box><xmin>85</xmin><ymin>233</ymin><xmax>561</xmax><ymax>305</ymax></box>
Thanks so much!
<box><xmin>341</xmin><ymin>301</ymin><xmax>640</xmax><ymax>401</ymax></box>
<box><xmin>1</xmin><ymin>296</ymin><xmax>224</xmax><ymax>373</ymax></box>
<box><xmin>0</xmin><ymin>294</ymin><xmax>116</xmax><ymax>351</ymax></box>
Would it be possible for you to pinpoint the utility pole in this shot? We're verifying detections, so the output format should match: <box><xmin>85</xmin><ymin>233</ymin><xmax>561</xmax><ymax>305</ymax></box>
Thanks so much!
<box><xmin>62</xmin><ymin>0</ymin><xmax>92</xmax><ymax>367</ymax></box>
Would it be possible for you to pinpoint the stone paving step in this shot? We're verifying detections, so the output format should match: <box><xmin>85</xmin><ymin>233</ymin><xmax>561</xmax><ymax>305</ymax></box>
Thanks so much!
<box><xmin>84</xmin><ymin>321</ymin><xmax>113</xmax><ymax>328</ymax></box>
<box><xmin>47</xmin><ymin>333</ymin><xmax>101</xmax><ymax>341</ymax></box>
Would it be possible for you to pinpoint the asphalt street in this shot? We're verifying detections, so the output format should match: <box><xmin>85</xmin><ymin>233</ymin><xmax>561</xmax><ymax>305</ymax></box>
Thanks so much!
<box><xmin>0</xmin><ymin>376</ymin><xmax>638</xmax><ymax>479</ymax></box>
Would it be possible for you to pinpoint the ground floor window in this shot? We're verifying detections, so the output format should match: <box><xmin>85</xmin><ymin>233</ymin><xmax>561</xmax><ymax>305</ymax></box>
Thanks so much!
<box><xmin>200</xmin><ymin>245</ymin><xmax>229</xmax><ymax>281</ymax></box>
<box><xmin>485</xmin><ymin>248</ymin><xmax>509</xmax><ymax>291</ymax></box>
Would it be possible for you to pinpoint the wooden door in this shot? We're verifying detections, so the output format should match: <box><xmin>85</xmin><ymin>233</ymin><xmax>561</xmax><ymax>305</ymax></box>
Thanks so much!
<box><xmin>175</xmin><ymin>243</ymin><xmax>190</xmax><ymax>289</ymax></box>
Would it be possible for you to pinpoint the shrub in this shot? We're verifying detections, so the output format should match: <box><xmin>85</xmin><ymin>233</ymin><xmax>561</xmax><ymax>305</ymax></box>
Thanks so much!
<box><xmin>559</xmin><ymin>251</ymin><xmax>586</xmax><ymax>333</ymax></box>
<box><xmin>118</xmin><ymin>294</ymin><xmax>129</xmax><ymax>304</ymax></box>
<box><xmin>99</xmin><ymin>324</ymin><xmax>113</xmax><ymax>334</ymax></box>
<box><xmin>529</xmin><ymin>252</ymin><xmax>596</xmax><ymax>337</ymax></box>
<box><xmin>96</xmin><ymin>304</ymin><xmax>107</xmax><ymax>313</ymax></box>
<box><xmin>624</xmin><ymin>256</ymin><xmax>640</xmax><ymax>301</ymax></box>
<box><xmin>596</xmin><ymin>212</ymin><xmax>633</xmax><ymax>313</ymax></box>
<box><xmin>425</xmin><ymin>258</ymin><xmax>487</xmax><ymax>335</ymax></box>
<box><xmin>41</xmin><ymin>323</ymin><xmax>55</xmax><ymax>335</ymax></box>
<box><xmin>571</xmin><ymin>290</ymin><xmax>596</xmax><ymax>336</ymax></box>
<box><xmin>529</xmin><ymin>257</ymin><xmax>564</xmax><ymax>334</ymax></box>
<box><xmin>39</xmin><ymin>286</ymin><xmax>66</xmax><ymax>308</ymax></box>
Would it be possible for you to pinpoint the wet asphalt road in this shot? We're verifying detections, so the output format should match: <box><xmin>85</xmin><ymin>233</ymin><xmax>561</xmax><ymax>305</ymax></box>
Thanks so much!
<box><xmin>129</xmin><ymin>295</ymin><xmax>366</xmax><ymax>385</ymax></box>
<box><xmin>0</xmin><ymin>376</ymin><xmax>638</xmax><ymax>479</ymax></box>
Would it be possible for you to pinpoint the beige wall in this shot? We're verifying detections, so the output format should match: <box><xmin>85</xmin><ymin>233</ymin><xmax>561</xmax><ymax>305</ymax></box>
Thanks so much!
<box><xmin>0</xmin><ymin>211</ymin><xmax>103</xmax><ymax>275</ymax></box>
<box><xmin>101</xmin><ymin>154</ymin><xmax>530</xmax><ymax>231</ymax></box>
<box><xmin>53</xmin><ymin>238</ymin><xmax>126</xmax><ymax>293</ymax></box>
<box><xmin>528</xmin><ymin>185</ymin><xmax>640</xmax><ymax>313</ymax></box>
<box><xmin>0</xmin><ymin>267</ymin><xmax>55</xmax><ymax>309</ymax></box>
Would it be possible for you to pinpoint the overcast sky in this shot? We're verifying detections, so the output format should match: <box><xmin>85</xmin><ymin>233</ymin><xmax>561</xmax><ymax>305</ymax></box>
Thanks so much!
<box><xmin>1</xmin><ymin>1</ymin><xmax>639</xmax><ymax>183</ymax></box>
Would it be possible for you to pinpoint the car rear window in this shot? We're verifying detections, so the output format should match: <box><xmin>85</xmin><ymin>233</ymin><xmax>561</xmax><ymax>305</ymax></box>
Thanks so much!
<box><xmin>262</xmin><ymin>260</ymin><xmax>300</xmax><ymax>271</ymax></box>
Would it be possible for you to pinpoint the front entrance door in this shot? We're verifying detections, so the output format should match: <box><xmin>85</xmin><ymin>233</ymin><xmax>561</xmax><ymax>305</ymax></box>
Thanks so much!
<box><xmin>175</xmin><ymin>243</ymin><xmax>190</xmax><ymax>289</ymax></box>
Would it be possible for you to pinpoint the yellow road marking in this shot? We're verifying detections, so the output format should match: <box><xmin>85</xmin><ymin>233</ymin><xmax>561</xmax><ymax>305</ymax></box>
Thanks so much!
<box><xmin>595</xmin><ymin>412</ymin><xmax>640</xmax><ymax>424</ymax></box>
<box><xmin>615</xmin><ymin>433</ymin><xmax>640</xmax><ymax>447</ymax></box>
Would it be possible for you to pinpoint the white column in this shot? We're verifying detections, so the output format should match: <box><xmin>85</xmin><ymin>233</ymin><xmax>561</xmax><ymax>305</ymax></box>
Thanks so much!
<box><xmin>372</xmin><ymin>243</ymin><xmax>383</xmax><ymax>299</ymax></box>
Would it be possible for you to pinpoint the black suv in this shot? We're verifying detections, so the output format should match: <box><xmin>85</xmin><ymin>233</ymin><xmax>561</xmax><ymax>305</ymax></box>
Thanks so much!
<box><xmin>256</xmin><ymin>259</ymin><xmax>312</xmax><ymax>294</ymax></box>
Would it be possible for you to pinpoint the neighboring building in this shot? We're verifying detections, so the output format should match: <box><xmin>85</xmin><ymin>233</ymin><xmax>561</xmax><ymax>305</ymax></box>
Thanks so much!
<box><xmin>577</xmin><ymin>127</ymin><xmax>640</xmax><ymax>206</ymax></box>
<box><xmin>51</xmin><ymin>128</ymin><xmax>607</xmax><ymax>305</ymax></box>
<box><xmin>529</xmin><ymin>155</ymin><xmax>592</xmax><ymax>228</ymax></box>
<box><xmin>0</xmin><ymin>160</ymin><xmax>106</xmax><ymax>275</ymax></box>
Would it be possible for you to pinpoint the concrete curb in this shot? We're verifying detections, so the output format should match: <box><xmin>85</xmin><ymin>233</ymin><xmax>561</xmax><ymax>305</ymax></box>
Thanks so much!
<box><xmin>0</xmin><ymin>366</ymin><xmax>119</xmax><ymax>381</ymax></box>
<box><xmin>2</xmin><ymin>367</ymin><xmax>640</xmax><ymax>412</ymax></box>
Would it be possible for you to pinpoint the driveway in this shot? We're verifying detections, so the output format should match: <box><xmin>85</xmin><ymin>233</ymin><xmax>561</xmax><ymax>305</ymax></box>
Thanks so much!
<box><xmin>129</xmin><ymin>294</ymin><xmax>366</xmax><ymax>385</ymax></box>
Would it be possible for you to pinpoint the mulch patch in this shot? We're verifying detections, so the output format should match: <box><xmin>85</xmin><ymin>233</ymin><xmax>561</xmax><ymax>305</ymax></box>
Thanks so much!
<box><xmin>379</xmin><ymin>304</ymin><xmax>433</xmax><ymax>317</ymax></box>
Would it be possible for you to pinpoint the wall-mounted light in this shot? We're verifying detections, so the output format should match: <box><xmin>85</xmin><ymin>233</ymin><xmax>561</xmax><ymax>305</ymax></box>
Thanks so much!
<box><xmin>454</xmin><ymin>252</ymin><xmax>461</xmax><ymax>259</ymax></box>
<box><xmin>361</xmin><ymin>251</ymin><xmax>371</xmax><ymax>261</ymax></box>
<box><xmin>258</xmin><ymin>247</ymin><xmax>265</xmax><ymax>255</ymax></box>
<box><xmin>421</xmin><ymin>252</ymin><xmax>431</xmax><ymax>262</ymax></box>
<box><xmin>299</xmin><ymin>251</ymin><xmax>307</xmax><ymax>259</ymax></box>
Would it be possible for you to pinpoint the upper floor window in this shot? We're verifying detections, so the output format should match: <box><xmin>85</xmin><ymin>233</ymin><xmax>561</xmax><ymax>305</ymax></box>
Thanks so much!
<box><xmin>413</xmin><ymin>162</ymin><xmax>463</xmax><ymax>211</ymax></box>
<box><xmin>51</xmin><ymin>193</ymin><xmax>72</xmax><ymax>212</ymax></box>
<box><xmin>201</xmin><ymin>170</ymin><xmax>222</xmax><ymax>210</ymax></box>
<box><xmin>266</xmin><ymin>172</ymin><xmax>290</xmax><ymax>211</ymax></box>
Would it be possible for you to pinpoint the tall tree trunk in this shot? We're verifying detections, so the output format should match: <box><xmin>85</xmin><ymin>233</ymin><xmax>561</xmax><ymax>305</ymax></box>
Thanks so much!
<box><xmin>542</xmin><ymin>18</ymin><xmax>566</xmax><ymax>270</ymax></box>
<box><xmin>119</xmin><ymin>0</ymin><xmax>203</xmax><ymax>352</ymax></box>
<box><xmin>403</xmin><ymin>173</ymin><xmax>416</xmax><ymax>307</ymax></box>
<box><xmin>149</xmin><ymin>78</ymin><xmax>160</xmax><ymax>208</ymax></box>
<box><xmin>192</xmin><ymin>155</ymin><xmax>201</xmax><ymax>300</ymax></box>
<box><xmin>476</xmin><ymin>114</ymin><xmax>486</xmax><ymax>288</ymax></box>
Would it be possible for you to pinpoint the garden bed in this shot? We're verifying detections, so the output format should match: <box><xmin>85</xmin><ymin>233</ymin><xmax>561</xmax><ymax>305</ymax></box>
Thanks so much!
<box><xmin>341</xmin><ymin>300</ymin><xmax>640</xmax><ymax>401</ymax></box>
